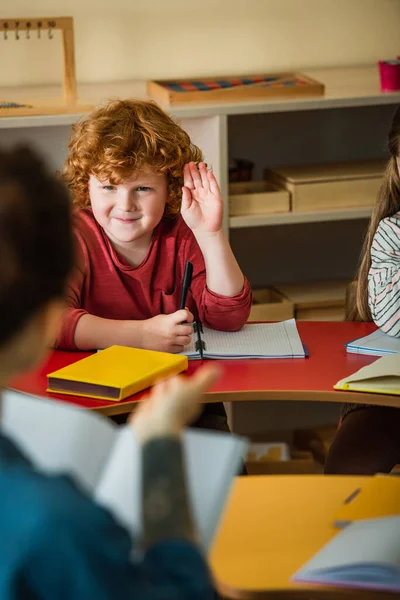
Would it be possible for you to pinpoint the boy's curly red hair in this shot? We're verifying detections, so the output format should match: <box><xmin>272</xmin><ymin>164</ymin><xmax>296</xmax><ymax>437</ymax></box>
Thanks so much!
<box><xmin>62</xmin><ymin>99</ymin><xmax>203</xmax><ymax>217</ymax></box>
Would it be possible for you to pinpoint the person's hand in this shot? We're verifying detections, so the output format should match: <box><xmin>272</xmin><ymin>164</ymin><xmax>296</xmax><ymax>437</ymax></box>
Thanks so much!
<box><xmin>140</xmin><ymin>309</ymin><xmax>194</xmax><ymax>353</ymax></box>
<box><xmin>129</xmin><ymin>364</ymin><xmax>221</xmax><ymax>441</ymax></box>
<box><xmin>181</xmin><ymin>162</ymin><xmax>223</xmax><ymax>235</ymax></box>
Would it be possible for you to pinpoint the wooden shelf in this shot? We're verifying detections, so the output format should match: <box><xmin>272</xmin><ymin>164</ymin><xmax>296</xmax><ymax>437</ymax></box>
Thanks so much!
<box><xmin>1</xmin><ymin>66</ymin><xmax>400</xmax><ymax>128</ymax></box>
<box><xmin>229</xmin><ymin>206</ymin><xmax>373</xmax><ymax>228</ymax></box>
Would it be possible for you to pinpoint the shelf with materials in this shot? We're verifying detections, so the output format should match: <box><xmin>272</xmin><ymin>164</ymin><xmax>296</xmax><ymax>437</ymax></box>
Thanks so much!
<box><xmin>1</xmin><ymin>66</ymin><xmax>400</xmax><ymax>127</ymax></box>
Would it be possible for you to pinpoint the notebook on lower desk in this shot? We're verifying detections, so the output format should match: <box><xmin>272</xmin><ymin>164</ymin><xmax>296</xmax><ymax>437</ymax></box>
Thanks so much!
<box><xmin>346</xmin><ymin>328</ymin><xmax>400</xmax><ymax>356</ymax></box>
<box><xmin>182</xmin><ymin>319</ymin><xmax>306</xmax><ymax>360</ymax></box>
<box><xmin>292</xmin><ymin>516</ymin><xmax>400</xmax><ymax>593</ymax></box>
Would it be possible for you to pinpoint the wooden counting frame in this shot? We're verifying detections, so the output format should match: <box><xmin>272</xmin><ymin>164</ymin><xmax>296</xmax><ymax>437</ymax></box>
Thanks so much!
<box><xmin>0</xmin><ymin>17</ymin><xmax>92</xmax><ymax>117</ymax></box>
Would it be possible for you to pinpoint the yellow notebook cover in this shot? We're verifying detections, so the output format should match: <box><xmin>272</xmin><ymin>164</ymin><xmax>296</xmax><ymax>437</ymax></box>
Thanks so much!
<box><xmin>334</xmin><ymin>353</ymin><xmax>400</xmax><ymax>396</ymax></box>
<box><xmin>47</xmin><ymin>345</ymin><xmax>188</xmax><ymax>401</ymax></box>
<box><xmin>333</xmin><ymin>474</ymin><xmax>400</xmax><ymax>528</ymax></box>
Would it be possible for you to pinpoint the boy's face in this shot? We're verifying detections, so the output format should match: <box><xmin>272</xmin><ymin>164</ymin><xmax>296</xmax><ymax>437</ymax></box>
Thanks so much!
<box><xmin>88</xmin><ymin>169</ymin><xmax>168</xmax><ymax>247</ymax></box>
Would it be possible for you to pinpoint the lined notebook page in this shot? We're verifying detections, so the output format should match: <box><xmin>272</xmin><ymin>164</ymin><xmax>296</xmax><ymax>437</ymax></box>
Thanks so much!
<box><xmin>347</xmin><ymin>329</ymin><xmax>400</xmax><ymax>356</ymax></box>
<box><xmin>203</xmin><ymin>319</ymin><xmax>305</xmax><ymax>359</ymax></box>
<box><xmin>182</xmin><ymin>326</ymin><xmax>199</xmax><ymax>358</ymax></box>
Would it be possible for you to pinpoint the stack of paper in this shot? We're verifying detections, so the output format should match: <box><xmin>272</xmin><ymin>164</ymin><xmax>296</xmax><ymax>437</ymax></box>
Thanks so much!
<box><xmin>346</xmin><ymin>329</ymin><xmax>400</xmax><ymax>357</ymax></box>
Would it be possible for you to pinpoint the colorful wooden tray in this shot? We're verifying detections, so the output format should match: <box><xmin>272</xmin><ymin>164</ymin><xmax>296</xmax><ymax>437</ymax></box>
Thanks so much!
<box><xmin>147</xmin><ymin>72</ymin><xmax>325</xmax><ymax>105</ymax></box>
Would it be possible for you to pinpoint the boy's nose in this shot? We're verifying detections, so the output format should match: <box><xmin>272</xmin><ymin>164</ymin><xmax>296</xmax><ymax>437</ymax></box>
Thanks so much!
<box><xmin>118</xmin><ymin>192</ymin><xmax>137</xmax><ymax>211</ymax></box>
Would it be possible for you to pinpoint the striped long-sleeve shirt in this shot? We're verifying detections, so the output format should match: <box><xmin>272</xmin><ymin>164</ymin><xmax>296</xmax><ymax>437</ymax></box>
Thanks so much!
<box><xmin>368</xmin><ymin>213</ymin><xmax>400</xmax><ymax>337</ymax></box>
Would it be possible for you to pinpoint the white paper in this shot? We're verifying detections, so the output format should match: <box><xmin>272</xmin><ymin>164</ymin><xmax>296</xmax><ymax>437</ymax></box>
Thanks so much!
<box><xmin>2</xmin><ymin>390</ymin><xmax>116</xmax><ymax>493</ymax></box>
<box><xmin>182</xmin><ymin>319</ymin><xmax>305</xmax><ymax>359</ymax></box>
<box><xmin>293</xmin><ymin>517</ymin><xmax>400</xmax><ymax>591</ymax></box>
<box><xmin>2</xmin><ymin>389</ymin><xmax>248</xmax><ymax>550</ymax></box>
<box><xmin>95</xmin><ymin>426</ymin><xmax>140</xmax><ymax>536</ymax></box>
<box><xmin>346</xmin><ymin>329</ymin><xmax>400</xmax><ymax>357</ymax></box>
<box><xmin>182</xmin><ymin>429</ymin><xmax>247</xmax><ymax>548</ymax></box>
<box><xmin>336</xmin><ymin>353</ymin><xmax>400</xmax><ymax>393</ymax></box>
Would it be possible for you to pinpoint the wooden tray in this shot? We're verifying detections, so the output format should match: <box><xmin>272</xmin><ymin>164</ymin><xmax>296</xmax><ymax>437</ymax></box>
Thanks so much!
<box><xmin>264</xmin><ymin>160</ymin><xmax>386</xmax><ymax>212</ymax></box>
<box><xmin>229</xmin><ymin>180</ymin><xmax>290</xmax><ymax>217</ymax></box>
<box><xmin>147</xmin><ymin>72</ymin><xmax>325</xmax><ymax>105</ymax></box>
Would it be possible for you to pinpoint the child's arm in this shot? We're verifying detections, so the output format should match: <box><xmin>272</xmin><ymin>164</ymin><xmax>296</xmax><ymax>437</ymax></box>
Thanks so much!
<box><xmin>181</xmin><ymin>162</ymin><xmax>244</xmax><ymax>296</ymax></box>
<box><xmin>73</xmin><ymin>310</ymin><xmax>194</xmax><ymax>352</ymax></box>
<box><xmin>368</xmin><ymin>215</ymin><xmax>400</xmax><ymax>337</ymax></box>
<box><xmin>181</xmin><ymin>162</ymin><xmax>252</xmax><ymax>330</ymax></box>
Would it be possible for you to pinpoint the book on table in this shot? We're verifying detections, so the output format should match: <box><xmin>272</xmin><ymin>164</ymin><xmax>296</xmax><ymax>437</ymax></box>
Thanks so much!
<box><xmin>182</xmin><ymin>318</ymin><xmax>306</xmax><ymax>360</ymax></box>
<box><xmin>345</xmin><ymin>328</ymin><xmax>400</xmax><ymax>357</ymax></box>
<box><xmin>292</xmin><ymin>515</ymin><xmax>400</xmax><ymax>593</ymax></box>
<box><xmin>2</xmin><ymin>389</ymin><xmax>247</xmax><ymax>550</ymax></box>
<box><xmin>334</xmin><ymin>353</ymin><xmax>400</xmax><ymax>396</ymax></box>
<box><xmin>46</xmin><ymin>345</ymin><xmax>188</xmax><ymax>401</ymax></box>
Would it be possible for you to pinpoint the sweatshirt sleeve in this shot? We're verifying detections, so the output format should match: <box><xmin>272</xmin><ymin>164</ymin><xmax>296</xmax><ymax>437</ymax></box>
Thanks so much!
<box><xmin>55</xmin><ymin>230</ymin><xmax>89</xmax><ymax>350</ymax></box>
<box><xmin>368</xmin><ymin>214</ymin><xmax>400</xmax><ymax>337</ymax></box>
<box><xmin>182</xmin><ymin>231</ymin><xmax>252</xmax><ymax>331</ymax></box>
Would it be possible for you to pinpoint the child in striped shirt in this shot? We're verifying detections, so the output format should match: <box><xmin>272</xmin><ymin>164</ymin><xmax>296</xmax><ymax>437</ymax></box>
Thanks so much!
<box><xmin>325</xmin><ymin>104</ymin><xmax>400</xmax><ymax>475</ymax></box>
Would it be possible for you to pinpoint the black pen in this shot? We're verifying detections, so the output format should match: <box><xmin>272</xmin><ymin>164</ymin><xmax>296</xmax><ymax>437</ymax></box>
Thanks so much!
<box><xmin>179</xmin><ymin>261</ymin><xmax>193</xmax><ymax>310</ymax></box>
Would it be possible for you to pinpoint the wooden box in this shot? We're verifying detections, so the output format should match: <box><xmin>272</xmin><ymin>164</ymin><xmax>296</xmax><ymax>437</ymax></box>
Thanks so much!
<box><xmin>264</xmin><ymin>160</ymin><xmax>386</xmax><ymax>212</ymax></box>
<box><xmin>246</xmin><ymin>431</ymin><xmax>316</xmax><ymax>475</ymax></box>
<box><xmin>274</xmin><ymin>280</ymin><xmax>348</xmax><ymax>321</ymax></box>
<box><xmin>246</xmin><ymin>450</ymin><xmax>316</xmax><ymax>475</ymax></box>
<box><xmin>147</xmin><ymin>72</ymin><xmax>325</xmax><ymax>106</ymax></box>
<box><xmin>249</xmin><ymin>287</ymin><xmax>294</xmax><ymax>322</ymax></box>
<box><xmin>229</xmin><ymin>181</ymin><xmax>290</xmax><ymax>217</ymax></box>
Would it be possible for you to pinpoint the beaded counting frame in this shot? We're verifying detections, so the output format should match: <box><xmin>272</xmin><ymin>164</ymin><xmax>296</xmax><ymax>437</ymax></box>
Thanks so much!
<box><xmin>147</xmin><ymin>72</ymin><xmax>325</xmax><ymax>106</ymax></box>
<box><xmin>0</xmin><ymin>17</ymin><xmax>92</xmax><ymax>117</ymax></box>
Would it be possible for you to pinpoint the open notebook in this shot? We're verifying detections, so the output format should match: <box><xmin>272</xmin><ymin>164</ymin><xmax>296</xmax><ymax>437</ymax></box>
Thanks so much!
<box><xmin>334</xmin><ymin>353</ymin><xmax>400</xmax><ymax>396</ymax></box>
<box><xmin>346</xmin><ymin>329</ymin><xmax>400</xmax><ymax>357</ymax></box>
<box><xmin>1</xmin><ymin>389</ymin><xmax>247</xmax><ymax>550</ymax></box>
<box><xmin>292</xmin><ymin>516</ymin><xmax>400</xmax><ymax>593</ymax></box>
<box><xmin>182</xmin><ymin>319</ymin><xmax>306</xmax><ymax>359</ymax></box>
<box><xmin>333</xmin><ymin>475</ymin><xmax>400</xmax><ymax>528</ymax></box>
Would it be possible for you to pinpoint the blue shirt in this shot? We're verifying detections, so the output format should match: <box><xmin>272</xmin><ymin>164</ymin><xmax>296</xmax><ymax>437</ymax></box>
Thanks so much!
<box><xmin>0</xmin><ymin>434</ymin><xmax>213</xmax><ymax>599</ymax></box>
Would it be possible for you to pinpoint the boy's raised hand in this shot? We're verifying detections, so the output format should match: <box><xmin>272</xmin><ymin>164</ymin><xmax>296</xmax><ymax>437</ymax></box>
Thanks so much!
<box><xmin>140</xmin><ymin>309</ymin><xmax>194</xmax><ymax>353</ymax></box>
<box><xmin>181</xmin><ymin>162</ymin><xmax>224</xmax><ymax>235</ymax></box>
<box><xmin>130</xmin><ymin>364</ymin><xmax>221</xmax><ymax>441</ymax></box>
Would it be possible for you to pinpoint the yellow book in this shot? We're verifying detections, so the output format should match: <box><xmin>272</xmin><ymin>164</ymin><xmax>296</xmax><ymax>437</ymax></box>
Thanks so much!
<box><xmin>47</xmin><ymin>345</ymin><xmax>188</xmax><ymax>401</ymax></box>
<box><xmin>334</xmin><ymin>353</ymin><xmax>400</xmax><ymax>396</ymax></box>
<box><xmin>333</xmin><ymin>474</ymin><xmax>400</xmax><ymax>528</ymax></box>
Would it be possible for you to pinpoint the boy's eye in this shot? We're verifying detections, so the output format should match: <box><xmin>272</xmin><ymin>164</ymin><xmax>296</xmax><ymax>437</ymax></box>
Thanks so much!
<box><xmin>136</xmin><ymin>186</ymin><xmax>151</xmax><ymax>192</ymax></box>
<box><xmin>102</xmin><ymin>185</ymin><xmax>116</xmax><ymax>191</ymax></box>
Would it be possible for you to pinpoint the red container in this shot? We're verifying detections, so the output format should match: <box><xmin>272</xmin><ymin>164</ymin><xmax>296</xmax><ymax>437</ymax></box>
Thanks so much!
<box><xmin>378</xmin><ymin>60</ymin><xmax>400</xmax><ymax>92</ymax></box>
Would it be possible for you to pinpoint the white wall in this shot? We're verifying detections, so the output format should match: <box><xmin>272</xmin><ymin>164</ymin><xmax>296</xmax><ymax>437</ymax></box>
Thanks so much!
<box><xmin>1</xmin><ymin>0</ymin><xmax>400</xmax><ymax>86</ymax></box>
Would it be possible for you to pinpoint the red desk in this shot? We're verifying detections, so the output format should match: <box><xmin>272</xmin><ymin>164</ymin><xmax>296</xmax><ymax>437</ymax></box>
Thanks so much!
<box><xmin>9</xmin><ymin>321</ymin><xmax>399</xmax><ymax>417</ymax></box>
